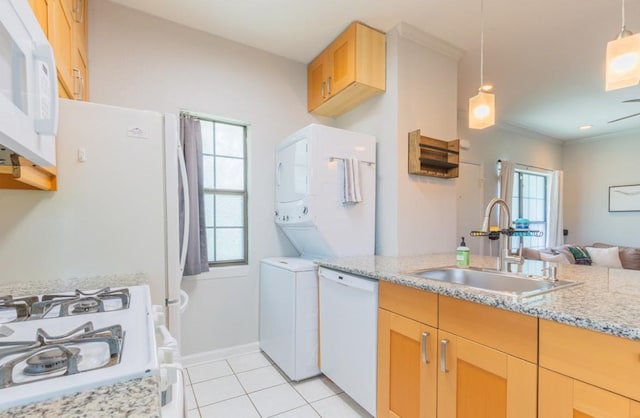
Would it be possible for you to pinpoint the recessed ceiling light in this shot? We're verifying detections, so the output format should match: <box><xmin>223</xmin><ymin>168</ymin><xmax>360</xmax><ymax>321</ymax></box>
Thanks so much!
<box><xmin>579</xmin><ymin>124</ymin><xmax>593</xmax><ymax>130</ymax></box>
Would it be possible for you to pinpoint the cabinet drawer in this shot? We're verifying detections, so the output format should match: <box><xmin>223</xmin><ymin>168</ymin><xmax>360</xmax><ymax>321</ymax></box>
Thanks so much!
<box><xmin>439</xmin><ymin>296</ymin><xmax>537</xmax><ymax>363</ymax></box>
<box><xmin>540</xmin><ymin>319</ymin><xmax>640</xmax><ymax>402</ymax></box>
<box><xmin>378</xmin><ymin>281</ymin><xmax>437</xmax><ymax>327</ymax></box>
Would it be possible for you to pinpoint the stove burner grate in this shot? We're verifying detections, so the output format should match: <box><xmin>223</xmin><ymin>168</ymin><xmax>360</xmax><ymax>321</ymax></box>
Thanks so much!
<box><xmin>24</xmin><ymin>347</ymin><xmax>81</xmax><ymax>376</ymax></box>
<box><xmin>20</xmin><ymin>287</ymin><xmax>131</xmax><ymax>321</ymax></box>
<box><xmin>71</xmin><ymin>298</ymin><xmax>101</xmax><ymax>314</ymax></box>
<box><xmin>0</xmin><ymin>322</ymin><xmax>124</xmax><ymax>388</ymax></box>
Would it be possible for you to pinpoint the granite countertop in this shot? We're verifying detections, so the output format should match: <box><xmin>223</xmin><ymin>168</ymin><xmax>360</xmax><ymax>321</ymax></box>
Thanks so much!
<box><xmin>317</xmin><ymin>254</ymin><xmax>640</xmax><ymax>341</ymax></box>
<box><xmin>0</xmin><ymin>273</ymin><xmax>162</xmax><ymax>418</ymax></box>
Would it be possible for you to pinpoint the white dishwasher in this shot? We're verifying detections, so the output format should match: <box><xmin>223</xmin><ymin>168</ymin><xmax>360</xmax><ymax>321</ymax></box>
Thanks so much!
<box><xmin>319</xmin><ymin>267</ymin><xmax>378</xmax><ymax>417</ymax></box>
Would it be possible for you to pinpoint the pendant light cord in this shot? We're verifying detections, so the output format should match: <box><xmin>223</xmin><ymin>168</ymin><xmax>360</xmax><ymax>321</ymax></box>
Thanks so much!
<box><xmin>621</xmin><ymin>0</ymin><xmax>626</xmax><ymax>31</ymax></box>
<box><xmin>480</xmin><ymin>0</ymin><xmax>485</xmax><ymax>88</ymax></box>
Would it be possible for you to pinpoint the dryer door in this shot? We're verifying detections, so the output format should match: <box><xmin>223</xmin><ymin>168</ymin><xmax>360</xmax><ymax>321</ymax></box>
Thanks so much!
<box><xmin>276</xmin><ymin>137</ymin><xmax>308</xmax><ymax>204</ymax></box>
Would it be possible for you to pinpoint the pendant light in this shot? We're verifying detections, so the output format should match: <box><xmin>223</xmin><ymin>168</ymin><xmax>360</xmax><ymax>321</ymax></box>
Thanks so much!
<box><xmin>469</xmin><ymin>0</ymin><xmax>495</xmax><ymax>129</ymax></box>
<box><xmin>605</xmin><ymin>0</ymin><xmax>640</xmax><ymax>91</ymax></box>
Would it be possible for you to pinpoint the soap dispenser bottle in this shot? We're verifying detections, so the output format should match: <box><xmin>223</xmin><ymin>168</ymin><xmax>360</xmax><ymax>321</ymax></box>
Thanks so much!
<box><xmin>456</xmin><ymin>237</ymin><xmax>470</xmax><ymax>268</ymax></box>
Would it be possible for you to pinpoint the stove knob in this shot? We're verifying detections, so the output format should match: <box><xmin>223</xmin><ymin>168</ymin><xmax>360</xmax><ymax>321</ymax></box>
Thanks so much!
<box><xmin>303</xmin><ymin>207</ymin><xmax>309</xmax><ymax>215</ymax></box>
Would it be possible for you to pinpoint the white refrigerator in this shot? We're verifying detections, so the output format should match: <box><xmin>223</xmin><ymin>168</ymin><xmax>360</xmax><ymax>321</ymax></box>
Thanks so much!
<box><xmin>0</xmin><ymin>99</ymin><xmax>188</xmax><ymax>343</ymax></box>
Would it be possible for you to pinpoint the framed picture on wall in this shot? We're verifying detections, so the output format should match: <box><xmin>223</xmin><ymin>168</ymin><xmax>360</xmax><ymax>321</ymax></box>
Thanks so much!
<box><xmin>609</xmin><ymin>184</ymin><xmax>640</xmax><ymax>212</ymax></box>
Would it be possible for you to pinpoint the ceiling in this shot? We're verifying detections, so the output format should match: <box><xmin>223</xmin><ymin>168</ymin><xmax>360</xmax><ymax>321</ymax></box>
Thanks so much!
<box><xmin>108</xmin><ymin>0</ymin><xmax>640</xmax><ymax>141</ymax></box>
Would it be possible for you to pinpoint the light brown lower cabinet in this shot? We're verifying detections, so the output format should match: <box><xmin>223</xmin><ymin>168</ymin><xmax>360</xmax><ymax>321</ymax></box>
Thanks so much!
<box><xmin>377</xmin><ymin>284</ymin><xmax>639</xmax><ymax>418</ymax></box>
<box><xmin>377</xmin><ymin>308</ymin><xmax>437</xmax><ymax>418</ymax></box>
<box><xmin>436</xmin><ymin>330</ymin><xmax>537</xmax><ymax>418</ymax></box>
<box><xmin>539</xmin><ymin>368</ymin><xmax>640</xmax><ymax>418</ymax></box>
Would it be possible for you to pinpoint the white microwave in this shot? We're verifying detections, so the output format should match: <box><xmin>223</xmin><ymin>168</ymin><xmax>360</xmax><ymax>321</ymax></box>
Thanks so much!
<box><xmin>0</xmin><ymin>0</ymin><xmax>58</xmax><ymax>168</ymax></box>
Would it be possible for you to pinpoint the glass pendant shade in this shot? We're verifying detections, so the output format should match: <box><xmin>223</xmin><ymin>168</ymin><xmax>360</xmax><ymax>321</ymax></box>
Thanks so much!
<box><xmin>469</xmin><ymin>90</ymin><xmax>495</xmax><ymax>129</ymax></box>
<box><xmin>606</xmin><ymin>32</ymin><xmax>640</xmax><ymax>91</ymax></box>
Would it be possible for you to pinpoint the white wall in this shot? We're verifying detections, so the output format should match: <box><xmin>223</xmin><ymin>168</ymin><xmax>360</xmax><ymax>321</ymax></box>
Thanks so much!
<box><xmin>457</xmin><ymin>119</ymin><xmax>563</xmax><ymax>254</ymax></box>
<box><xmin>334</xmin><ymin>29</ymin><xmax>400</xmax><ymax>256</ymax></box>
<box><xmin>88</xmin><ymin>1</ymin><xmax>321</xmax><ymax>355</ymax></box>
<box><xmin>563</xmin><ymin>129</ymin><xmax>640</xmax><ymax>246</ymax></box>
<box><xmin>337</xmin><ymin>24</ymin><xmax>462</xmax><ymax>256</ymax></box>
<box><xmin>396</xmin><ymin>25</ymin><xmax>461</xmax><ymax>255</ymax></box>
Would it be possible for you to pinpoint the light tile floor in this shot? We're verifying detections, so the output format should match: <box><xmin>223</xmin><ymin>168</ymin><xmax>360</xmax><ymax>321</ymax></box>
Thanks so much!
<box><xmin>185</xmin><ymin>351</ymin><xmax>373</xmax><ymax>418</ymax></box>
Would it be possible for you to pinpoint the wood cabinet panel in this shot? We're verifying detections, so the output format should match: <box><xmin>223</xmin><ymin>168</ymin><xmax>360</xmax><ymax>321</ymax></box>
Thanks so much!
<box><xmin>49</xmin><ymin>0</ymin><xmax>74</xmax><ymax>97</ymax></box>
<box><xmin>378</xmin><ymin>308</ymin><xmax>437</xmax><ymax>418</ymax></box>
<box><xmin>307</xmin><ymin>22</ymin><xmax>385</xmax><ymax>116</ymax></box>
<box><xmin>72</xmin><ymin>0</ymin><xmax>88</xmax><ymax>100</ymax></box>
<box><xmin>437</xmin><ymin>330</ymin><xmax>537</xmax><ymax>418</ymax></box>
<box><xmin>539</xmin><ymin>319</ymin><xmax>640</xmax><ymax>402</ymax></box>
<box><xmin>439</xmin><ymin>296</ymin><xmax>538</xmax><ymax>362</ymax></box>
<box><xmin>29</xmin><ymin>0</ymin><xmax>50</xmax><ymax>36</ymax></box>
<box><xmin>379</xmin><ymin>281</ymin><xmax>438</xmax><ymax>327</ymax></box>
<box><xmin>327</xmin><ymin>24</ymin><xmax>355</xmax><ymax>95</ymax></box>
<box><xmin>30</xmin><ymin>0</ymin><xmax>88</xmax><ymax>101</ymax></box>
<box><xmin>307</xmin><ymin>55</ymin><xmax>326</xmax><ymax>113</ymax></box>
<box><xmin>539</xmin><ymin>367</ymin><xmax>640</xmax><ymax>418</ymax></box>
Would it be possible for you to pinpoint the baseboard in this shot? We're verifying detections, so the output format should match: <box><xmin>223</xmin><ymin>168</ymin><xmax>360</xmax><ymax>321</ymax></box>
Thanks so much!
<box><xmin>181</xmin><ymin>342</ymin><xmax>260</xmax><ymax>368</ymax></box>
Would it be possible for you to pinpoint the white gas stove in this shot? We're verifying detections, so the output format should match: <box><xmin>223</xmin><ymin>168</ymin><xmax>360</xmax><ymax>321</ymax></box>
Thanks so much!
<box><xmin>0</xmin><ymin>285</ymin><xmax>158</xmax><ymax>411</ymax></box>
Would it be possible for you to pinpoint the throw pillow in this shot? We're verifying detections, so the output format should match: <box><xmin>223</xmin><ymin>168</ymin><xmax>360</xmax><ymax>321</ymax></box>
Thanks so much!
<box><xmin>567</xmin><ymin>246</ymin><xmax>592</xmax><ymax>266</ymax></box>
<box><xmin>593</xmin><ymin>243</ymin><xmax>640</xmax><ymax>270</ymax></box>
<box><xmin>539</xmin><ymin>252</ymin><xmax>570</xmax><ymax>264</ymax></box>
<box><xmin>585</xmin><ymin>246</ymin><xmax>624</xmax><ymax>269</ymax></box>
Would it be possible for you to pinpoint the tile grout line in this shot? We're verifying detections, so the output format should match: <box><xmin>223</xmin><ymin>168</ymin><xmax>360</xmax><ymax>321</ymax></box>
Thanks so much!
<box><xmin>190</xmin><ymin>353</ymin><xmax>367</xmax><ymax>418</ymax></box>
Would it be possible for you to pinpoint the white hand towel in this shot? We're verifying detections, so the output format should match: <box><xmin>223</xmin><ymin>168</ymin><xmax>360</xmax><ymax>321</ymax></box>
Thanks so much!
<box><xmin>341</xmin><ymin>158</ymin><xmax>362</xmax><ymax>204</ymax></box>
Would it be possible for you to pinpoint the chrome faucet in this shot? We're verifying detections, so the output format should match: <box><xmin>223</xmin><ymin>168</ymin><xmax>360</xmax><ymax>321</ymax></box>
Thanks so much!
<box><xmin>478</xmin><ymin>198</ymin><xmax>524</xmax><ymax>273</ymax></box>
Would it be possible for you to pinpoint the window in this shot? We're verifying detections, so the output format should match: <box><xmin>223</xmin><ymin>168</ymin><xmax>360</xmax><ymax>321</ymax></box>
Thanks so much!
<box><xmin>511</xmin><ymin>170</ymin><xmax>548</xmax><ymax>250</ymax></box>
<box><xmin>199</xmin><ymin>118</ymin><xmax>248</xmax><ymax>265</ymax></box>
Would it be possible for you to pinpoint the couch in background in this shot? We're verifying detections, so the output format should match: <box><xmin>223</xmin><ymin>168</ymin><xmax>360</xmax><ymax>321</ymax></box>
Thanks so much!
<box><xmin>522</xmin><ymin>243</ymin><xmax>640</xmax><ymax>270</ymax></box>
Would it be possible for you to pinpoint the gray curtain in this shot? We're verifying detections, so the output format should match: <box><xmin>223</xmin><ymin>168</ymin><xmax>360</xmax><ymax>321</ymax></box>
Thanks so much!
<box><xmin>179</xmin><ymin>116</ymin><xmax>209</xmax><ymax>276</ymax></box>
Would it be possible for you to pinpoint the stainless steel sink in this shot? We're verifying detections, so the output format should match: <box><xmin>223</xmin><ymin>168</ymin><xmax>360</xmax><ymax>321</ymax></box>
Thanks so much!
<box><xmin>407</xmin><ymin>267</ymin><xmax>580</xmax><ymax>298</ymax></box>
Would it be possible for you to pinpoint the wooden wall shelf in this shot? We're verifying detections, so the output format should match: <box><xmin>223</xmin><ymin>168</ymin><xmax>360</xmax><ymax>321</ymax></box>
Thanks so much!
<box><xmin>408</xmin><ymin>129</ymin><xmax>460</xmax><ymax>178</ymax></box>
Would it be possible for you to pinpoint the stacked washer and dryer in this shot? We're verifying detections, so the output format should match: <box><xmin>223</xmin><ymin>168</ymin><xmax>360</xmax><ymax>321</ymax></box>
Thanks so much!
<box><xmin>259</xmin><ymin>124</ymin><xmax>377</xmax><ymax>413</ymax></box>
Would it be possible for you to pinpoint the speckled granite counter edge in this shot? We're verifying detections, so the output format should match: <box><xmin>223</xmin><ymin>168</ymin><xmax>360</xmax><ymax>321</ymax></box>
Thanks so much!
<box><xmin>317</xmin><ymin>258</ymin><xmax>640</xmax><ymax>341</ymax></box>
<box><xmin>0</xmin><ymin>376</ymin><xmax>161</xmax><ymax>418</ymax></box>
<box><xmin>0</xmin><ymin>273</ymin><xmax>149</xmax><ymax>297</ymax></box>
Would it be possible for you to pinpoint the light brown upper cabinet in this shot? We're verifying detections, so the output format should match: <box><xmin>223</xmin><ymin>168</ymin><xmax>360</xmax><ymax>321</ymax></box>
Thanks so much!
<box><xmin>72</xmin><ymin>0</ymin><xmax>88</xmax><ymax>100</ymax></box>
<box><xmin>307</xmin><ymin>22</ymin><xmax>385</xmax><ymax>117</ymax></box>
<box><xmin>29</xmin><ymin>0</ymin><xmax>89</xmax><ymax>100</ymax></box>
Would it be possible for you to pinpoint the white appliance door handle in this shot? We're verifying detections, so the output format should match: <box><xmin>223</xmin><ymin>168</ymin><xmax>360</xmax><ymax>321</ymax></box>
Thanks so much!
<box><xmin>319</xmin><ymin>271</ymin><xmax>377</xmax><ymax>293</ymax></box>
<box><xmin>179</xmin><ymin>289</ymin><xmax>189</xmax><ymax>313</ymax></box>
<box><xmin>177</xmin><ymin>141</ymin><xmax>189</xmax><ymax>275</ymax></box>
<box><xmin>156</xmin><ymin>324</ymin><xmax>178</xmax><ymax>349</ymax></box>
<box><xmin>33</xmin><ymin>43</ymin><xmax>58</xmax><ymax>135</ymax></box>
<box><xmin>276</xmin><ymin>161</ymin><xmax>282</xmax><ymax>187</ymax></box>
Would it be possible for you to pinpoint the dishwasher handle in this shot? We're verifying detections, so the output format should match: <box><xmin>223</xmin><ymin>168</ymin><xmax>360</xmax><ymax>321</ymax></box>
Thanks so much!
<box><xmin>319</xmin><ymin>269</ymin><xmax>377</xmax><ymax>293</ymax></box>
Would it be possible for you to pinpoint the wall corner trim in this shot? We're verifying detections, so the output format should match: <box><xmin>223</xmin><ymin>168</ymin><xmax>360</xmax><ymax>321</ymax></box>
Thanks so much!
<box><xmin>395</xmin><ymin>22</ymin><xmax>465</xmax><ymax>61</ymax></box>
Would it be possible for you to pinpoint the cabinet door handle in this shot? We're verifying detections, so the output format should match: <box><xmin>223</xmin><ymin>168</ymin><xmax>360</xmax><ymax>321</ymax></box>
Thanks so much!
<box><xmin>72</xmin><ymin>68</ymin><xmax>81</xmax><ymax>99</ymax></box>
<box><xmin>73</xmin><ymin>0</ymin><xmax>84</xmax><ymax>23</ymax></box>
<box><xmin>321</xmin><ymin>81</ymin><xmax>326</xmax><ymax>98</ymax></box>
<box><xmin>440</xmin><ymin>339</ymin><xmax>449</xmax><ymax>373</ymax></box>
<box><xmin>420</xmin><ymin>332</ymin><xmax>430</xmax><ymax>364</ymax></box>
<box><xmin>327</xmin><ymin>76</ymin><xmax>332</xmax><ymax>94</ymax></box>
<box><xmin>79</xmin><ymin>73</ymin><xmax>85</xmax><ymax>100</ymax></box>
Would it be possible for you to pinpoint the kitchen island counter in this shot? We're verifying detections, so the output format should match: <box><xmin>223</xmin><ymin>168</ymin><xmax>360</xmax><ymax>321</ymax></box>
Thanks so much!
<box><xmin>0</xmin><ymin>273</ymin><xmax>162</xmax><ymax>418</ymax></box>
<box><xmin>317</xmin><ymin>254</ymin><xmax>640</xmax><ymax>341</ymax></box>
